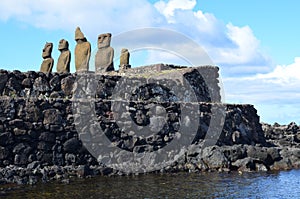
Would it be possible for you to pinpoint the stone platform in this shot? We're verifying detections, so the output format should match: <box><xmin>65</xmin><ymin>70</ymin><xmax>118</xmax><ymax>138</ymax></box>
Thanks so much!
<box><xmin>0</xmin><ymin>65</ymin><xmax>298</xmax><ymax>184</ymax></box>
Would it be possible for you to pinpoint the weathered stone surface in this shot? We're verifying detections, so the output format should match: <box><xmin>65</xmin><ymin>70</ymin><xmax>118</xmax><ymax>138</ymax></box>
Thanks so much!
<box><xmin>271</xmin><ymin>158</ymin><xmax>292</xmax><ymax>170</ymax></box>
<box><xmin>24</xmin><ymin>101</ymin><xmax>40</xmax><ymax>122</ymax></box>
<box><xmin>57</xmin><ymin>39</ymin><xmax>71</xmax><ymax>73</ymax></box>
<box><xmin>223</xmin><ymin>145</ymin><xmax>247</xmax><ymax>162</ymax></box>
<box><xmin>61</xmin><ymin>76</ymin><xmax>74</xmax><ymax>96</ymax></box>
<box><xmin>0</xmin><ymin>71</ymin><xmax>8</xmax><ymax>94</ymax></box>
<box><xmin>37</xmin><ymin>152</ymin><xmax>53</xmax><ymax>164</ymax></box>
<box><xmin>22</xmin><ymin>78</ymin><xmax>33</xmax><ymax>88</ymax></box>
<box><xmin>245</xmin><ymin>146</ymin><xmax>281</xmax><ymax>166</ymax></box>
<box><xmin>119</xmin><ymin>48</ymin><xmax>131</xmax><ymax>72</ymax></box>
<box><xmin>14</xmin><ymin>154</ymin><xmax>28</xmax><ymax>165</ymax></box>
<box><xmin>33</xmin><ymin>76</ymin><xmax>50</xmax><ymax>92</ymax></box>
<box><xmin>95</xmin><ymin>33</ymin><xmax>114</xmax><ymax>73</ymax></box>
<box><xmin>75</xmin><ymin>27</ymin><xmax>91</xmax><ymax>72</ymax></box>
<box><xmin>9</xmin><ymin>119</ymin><xmax>25</xmax><ymax>129</ymax></box>
<box><xmin>76</xmin><ymin>165</ymin><xmax>91</xmax><ymax>177</ymax></box>
<box><xmin>39</xmin><ymin>132</ymin><xmax>56</xmax><ymax>143</ymax></box>
<box><xmin>49</xmin><ymin>75</ymin><xmax>61</xmax><ymax>91</ymax></box>
<box><xmin>0</xmin><ymin>147</ymin><xmax>10</xmax><ymax>160</ymax></box>
<box><xmin>13</xmin><ymin>143</ymin><xmax>31</xmax><ymax>154</ymax></box>
<box><xmin>0</xmin><ymin>132</ymin><xmax>14</xmax><ymax>146</ymax></box>
<box><xmin>262</xmin><ymin>122</ymin><xmax>300</xmax><ymax>147</ymax></box>
<box><xmin>120</xmin><ymin>48</ymin><xmax>130</xmax><ymax>65</ymax></box>
<box><xmin>43</xmin><ymin>109</ymin><xmax>62</xmax><ymax>125</ymax></box>
<box><xmin>201</xmin><ymin>146</ymin><xmax>229</xmax><ymax>170</ymax></box>
<box><xmin>5</xmin><ymin>75</ymin><xmax>22</xmax><ymax>96</ymax></box>
<box><xmin>13</xmin><ymin>128</ymin><xmax>27</xmax><ymax>135</ymax></box>
<box><xmin>40</xmin><ymin>42</ymin><xmax>54</xmax><ymax>73</ymax></box>
<box><xmin>63</xmin><ymin>138</ymin><xmax>81</xmax><ymax>153</ymax></box>
<box><xmin>37</xmin><ymin>141</ymin><xmax>53</xmax><ymax>151</ymax></box>
<box><xmin>231</xmin><ymin>157</ymin><xmax>256</xmax><ymax>172</ymax></box>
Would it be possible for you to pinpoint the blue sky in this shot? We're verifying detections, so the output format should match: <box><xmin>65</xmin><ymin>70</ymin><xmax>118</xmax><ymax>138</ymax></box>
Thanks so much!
<box><xmin>0</xmin><ymin>0</ymin><xmax>300</xmax><ymax>124</ymax></box>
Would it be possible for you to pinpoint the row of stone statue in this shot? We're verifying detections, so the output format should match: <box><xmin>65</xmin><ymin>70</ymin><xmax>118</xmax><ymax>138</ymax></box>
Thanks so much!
<box><xmin>40</xmin><ymin>27</ymin><xmax>130</xmax><ymax>73</ymax></box>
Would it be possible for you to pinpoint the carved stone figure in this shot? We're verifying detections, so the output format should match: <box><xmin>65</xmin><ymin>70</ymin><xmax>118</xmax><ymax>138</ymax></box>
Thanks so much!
<box><xmin>40</xmin><ymin>42</ymin><xmax>54</xmax><ymax>73</ymax></box>
<box><xmin>120</xmin><ymin>48</ymin><xmax>130</xmax><ymax>65</ymax></box>
<box><xmin>56</xmin><ymin>39</ymin><xmax>71</xmax><ymax>73</ymax></box>
<box><xmin>119</xmin><ymin>48</ymin><xmax>131</xmax><ymax>72</ymax></box>
<box><xmin>95</xmin><ymin>33</ymin><xmax>114</xmax><ymax>73</ymax></box>
<box><xmin>74</xmin><ymin>27</ymin><xmax>91</xmax><ymax>72</ymax></box>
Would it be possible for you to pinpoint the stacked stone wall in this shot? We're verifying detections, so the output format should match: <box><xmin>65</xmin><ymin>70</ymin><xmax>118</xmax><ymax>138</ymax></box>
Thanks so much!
<box><xmin>0</xmin><ymin>67</ymin><xmax>265</xmax><ymax>169</ymax></box>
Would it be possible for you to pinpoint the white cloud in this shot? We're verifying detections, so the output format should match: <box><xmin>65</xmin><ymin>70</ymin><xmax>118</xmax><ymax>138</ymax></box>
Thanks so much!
<box><xmin>223</xmin><ymin>57</ymin><xmax>300</xmax><ymax>105</ymax></box>
<box><xmin>214</xmin><ymin>23</ymin><xmax>263</xmax><ymax>64</ymax></box>
<box><xmin>0</xmin><ymin>0</ymin><xmax>31</xmax><ymax>21</ymax></box>
<box><xmin>111</xmin><ymin>28</ymin><xmax>213</xmax><ymax>67</ymax></box>
<box><xmin>0</xmin><ymin>0</ymin><xmax>161</xmax><ymax>34</ymax></box>
<box><xmin>222</xmin><ymin>57</ymin><xmax>300</xmax><ymax>124</ymax></box>
<box><xmin>144</xmin><ymin>50</ymin><xmax>192</xmax><ymax>66</ymax></box>
<box><xmin>153</xmin><ymin>2</ymin><xmax>271</xmax><ymax>76</ymax></box>
<box><xmin>154</xmin><ymin>0</ymin><xmax>196</xmax><ymax>23</ymax></box>
<box><xmin>210</xmin><ymin>24</ymin><xmax>272</xmax><ymax>76</ymax></box>
<box><xmin>255</xmin><ymin>57</ymin><xmax>300</xmax><ymax>85</ymax></box>
<box><xmin>193</xmin><ymin>10</ymin><xmax>220</xmax><ymax>34</ymax></box>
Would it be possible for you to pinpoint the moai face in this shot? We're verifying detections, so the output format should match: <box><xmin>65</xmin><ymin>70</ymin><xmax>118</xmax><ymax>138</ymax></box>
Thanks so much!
<box><xmin>58</xmin><ymin>39</ymin><xmax>69</xmax><ymax>51</ymax></box>
<box><xmin>42</xmin><ymin>42</ymin><xmax>53</xmax><ymax>59</ymax></box>
<box><xmin>98</xmin><ymin>33</ymin><xmax>111</xmax><ymax>49</ymax></box>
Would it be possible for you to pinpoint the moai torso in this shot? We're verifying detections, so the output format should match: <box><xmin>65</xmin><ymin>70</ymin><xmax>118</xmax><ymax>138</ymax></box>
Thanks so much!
<box><xmin>119</xmin><ymin>48</ymin><xmax>131</xmax><ymax>72</ymax></box>
<box><xmin>74</xmin><ymin>27</ymin><xmax>91</xmax><ymax>72</ymax></box>
<box><xmin>120</xmin><ymin>48</ymin><xmax>130</xmax><ymax>65</ymax></box>
<box><xmin>57</xmin><ymin>39</ymin><xmax>71</xmax><ymax>73</ymax></box>
<box><xmin>40</xmin><ymin>42</ymin><xmax>54</xmax><ymax>73</ymax></box>
<box><xmin>95</xmin><ymin>33</ymin><xmax>114</xmax><ymax>73</ymax></box>
<box><xmin>40</xmin><ymin>58</ymin><xmax>54</xmax><ymax>73</ymax></box>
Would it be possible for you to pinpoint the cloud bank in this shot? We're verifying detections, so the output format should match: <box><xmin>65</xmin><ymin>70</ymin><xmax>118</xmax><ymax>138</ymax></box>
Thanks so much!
<box><xmin>0</xmin><ymin>0</ymin><xmax>299</xmax><ymax>123</ymax></box>
<box><xmin>224</xmin><ymin>58</ymin><xmax>300</xmax><ymax>123</ymax></box>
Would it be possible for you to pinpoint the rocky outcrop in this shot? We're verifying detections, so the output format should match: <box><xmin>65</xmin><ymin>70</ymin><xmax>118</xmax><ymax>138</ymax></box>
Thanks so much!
<box><xmin>262</xmin><ymin>122</ymin><xmax>300</xmax><ymax>147</ymax></box>
<box><xmin>261</xmin><ymin>122</ymin><xmax>300</xmax><ymax>170</ymax></box>
<box><xmin>171</xmin><ymin>123</ymin><xmax>300</xmax><ymax>174</ymax></box>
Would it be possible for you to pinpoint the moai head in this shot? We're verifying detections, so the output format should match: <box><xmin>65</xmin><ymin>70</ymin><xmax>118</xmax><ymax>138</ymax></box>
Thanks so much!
<box><xmin>42</xmin><ymin>42</ymin><xmax>53</xmax><ymax>58</ymax></box>
<box><xmin>75</xmin><ymin>27</ymin><xmax>86</xmax><ymax>43</ymax></box>
<box><xmin>121</xmin><ymin>48</ymin><xmax>128</xmax><ymax>54</ymax></box>
<box><xmin>58</xmin><ymin>39</ymin><xmax>69</xmax><ymax>51</ymax></box>
<box><xmin>98</xmin><ymin>33</ymin><xmax>112</xmax><ymax>49</ymax></box>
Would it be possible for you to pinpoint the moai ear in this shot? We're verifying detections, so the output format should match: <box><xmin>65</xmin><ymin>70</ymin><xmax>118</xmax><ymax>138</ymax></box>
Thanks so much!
<box><xmin>47</xmin><ymin>42</ymin><xmax>53</xmax><ymax>52</ymax></box>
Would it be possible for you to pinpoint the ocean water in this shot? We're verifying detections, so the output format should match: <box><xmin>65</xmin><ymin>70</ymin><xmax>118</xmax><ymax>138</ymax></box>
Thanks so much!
<box><xmin>1</xmin><ymin>169</ymin><xmax>300</xmax><ymax>198</ymax></box>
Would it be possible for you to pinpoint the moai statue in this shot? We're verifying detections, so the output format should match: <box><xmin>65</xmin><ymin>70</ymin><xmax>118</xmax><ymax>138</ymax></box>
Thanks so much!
<box><xmin>74</xmin><ymin>27</ymin><xmax>91</xmax><ymax>72</ymax></box>
<box><xmin>119</xmin><ymin>48</ymin><xmax>131</xmax><ymax>72</ymax></box>
<box><xmin>40</xmin><ymin>42</ymin><xmax>54</xmax><ymax>73</ymax></box>
<box><xmin>95</xmin><ymin>33</ymin><xmax>114</xmax><ymax>73</ymax></box>
<box><xmin>56</xmin><ymin>39</ymin><xmax>71</xmax><ymax>73</ymax></box>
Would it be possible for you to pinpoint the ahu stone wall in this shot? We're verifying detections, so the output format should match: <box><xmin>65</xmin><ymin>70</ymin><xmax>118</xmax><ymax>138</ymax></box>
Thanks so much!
<box><xmin>0</xmin><ymin>66</ymin><xmax>266</xmax><ymax>169</ymax></box>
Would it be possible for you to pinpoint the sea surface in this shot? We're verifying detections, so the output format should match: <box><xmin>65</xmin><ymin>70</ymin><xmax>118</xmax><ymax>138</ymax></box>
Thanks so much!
<box><xmin>1</xmin><ymin>169</ymin><xmax>300</xmax><ymax>198</ymax></box>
